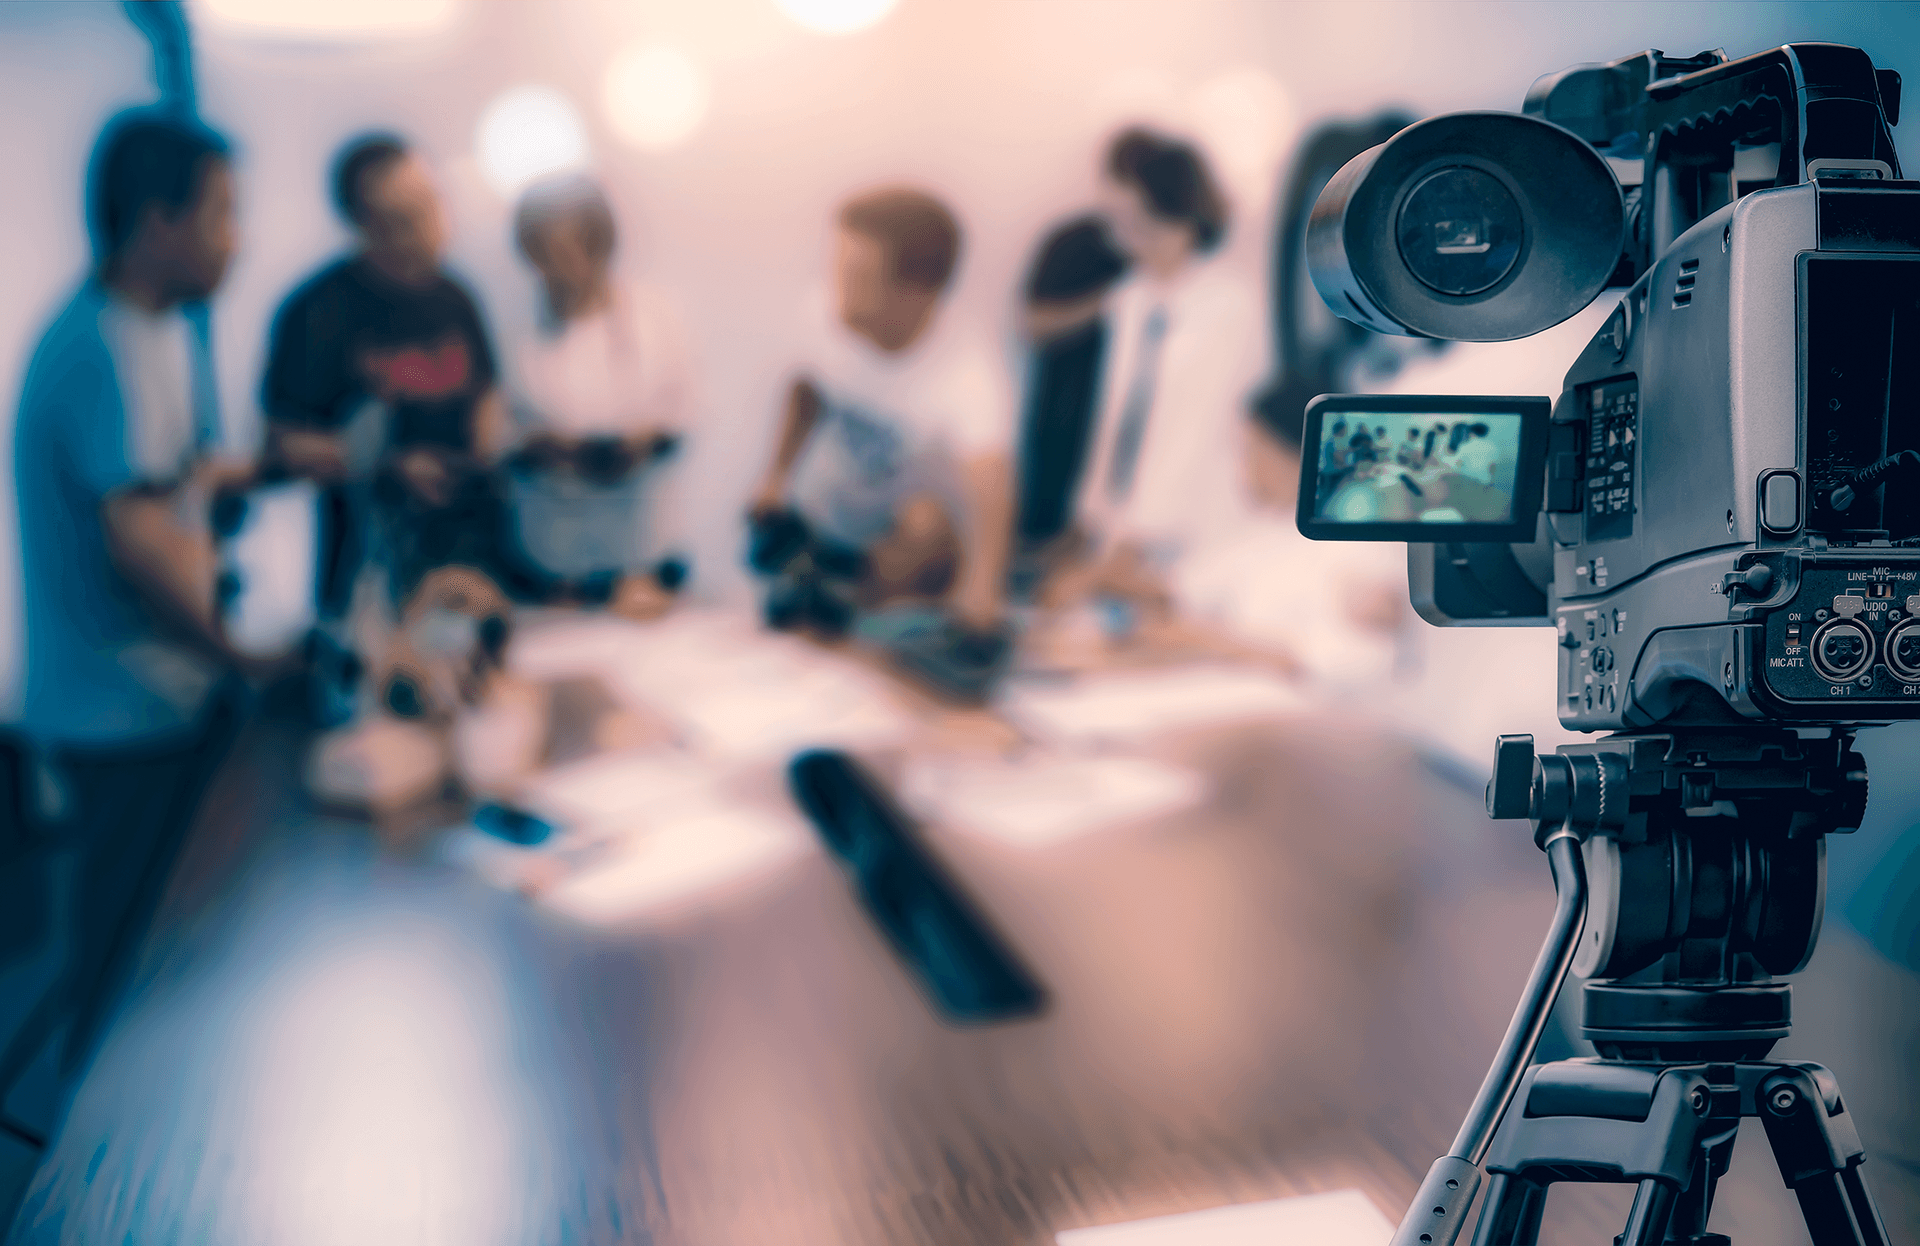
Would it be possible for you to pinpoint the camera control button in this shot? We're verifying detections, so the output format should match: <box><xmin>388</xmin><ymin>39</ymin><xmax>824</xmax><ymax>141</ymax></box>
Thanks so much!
<box><xmin>1760</xmin><ymin>471</ymin><xmax>1801</xmax><ymax>533</ymax></box>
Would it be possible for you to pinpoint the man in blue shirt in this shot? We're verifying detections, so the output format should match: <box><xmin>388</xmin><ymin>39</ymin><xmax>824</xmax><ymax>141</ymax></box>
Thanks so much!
<box><xmin>1</xmin><ymin>110</ymin><xmax>248</xmax><ymax>1150</ymax></box>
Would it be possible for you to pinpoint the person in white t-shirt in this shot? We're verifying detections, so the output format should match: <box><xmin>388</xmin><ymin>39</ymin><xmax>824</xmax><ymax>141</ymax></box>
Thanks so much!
<box><xmin>506</xmin><ymin>175</ymin><xmax>696</xmax><ymax>618</ymax></box>
<box><xmin>1044</xmin><ymin>129</ymin><xmax>1267</xmax><ymax>626</ymax></box>
<box><xmin>747</xmin><ymin>187</ymin><xmax>1016</xmax><ymax>642</ymax></box>
<box><xmin>1171</xmin><ymin>413</ymin><xmax>1408</xmax><ymax>687</ymax></box>
<box><xmin>1451</xmin><ymin>421</ymin><xmax>1501</xmax><ymax>485</ymax></box>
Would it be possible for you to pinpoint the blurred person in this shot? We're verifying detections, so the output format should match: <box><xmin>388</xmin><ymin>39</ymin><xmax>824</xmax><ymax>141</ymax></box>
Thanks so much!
<box><xmin>1323</xmin><ymin>419</ymin><xmax>1348</xmax><ymax>470</ymax></box>
<box><xmin>1010</xmin><ymin>215</ymin><xmax>1129</xmax><ymax>589</ymax></box>
<box><xmin>746</xmin><ymin>187</ymin><xmax>1016</xmax><ymax>655</ymax></box>
<box><xmin>1257</xmin><ymin>112</ymin><xmax>1434</xmax><ymax>435</ymax></box>
<box><xmin>1</xmin><ymin>110</ymin><xmax>250</xmax><ymax>1139</ymax></box>
<box><xmin>1171</xmin><ymin>411</ymin><xmax>1407</xmax><ymax>688</ymax></box>
<box><xmin>1045</xmin><ymin>128</ymin><xmax>1266</xmax><ymax>625</ymax></box>
<box><xmin>1453</xmin><ymin>420</ymin><xmax>1500</xmax><ymax>484</ymax></box>
<box><xmin>261</xmin><ymin>133</ymin><xmax>508</xmax><ymax>718</ymax></box>
<box><xmin>505</xmin><ymin>174</ymin><xmax>695</xmax><ymax>619</ymax></box>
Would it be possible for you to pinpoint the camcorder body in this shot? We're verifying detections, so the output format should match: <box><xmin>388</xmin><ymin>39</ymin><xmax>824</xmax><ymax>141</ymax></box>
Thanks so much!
<box><xmin>1298</xmin><ymin>43</ymin><xmax>1917</xmax><ymax>735</ymax></box>
<box><xmin>1298</xmin><ymin>47</ymin><xmax>1916</xmax><ymax>1245</ymax></box>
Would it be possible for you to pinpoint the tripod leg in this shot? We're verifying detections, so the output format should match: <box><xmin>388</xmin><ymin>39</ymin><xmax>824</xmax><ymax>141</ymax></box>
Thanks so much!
<box><xmin>1837</xmin><ymin>1168</ymin><xmax>1891</xmax><ymax>1246</ymax></box>
<box><xmin>1783</xmin><ymin>1174</ymin><xmax>1887</xmax><ymax>1246</ymax></box>
<box><xmin>1618</xmin><ymin>1179</ymin><xmax>1677</xmax><ymax>1246</ymax></box>
<box><xmin>1666</xmin><ymin>1124</ymin><xmax>1739</xmax><ymax>1244</ymax></box>
<box><xmin>1467</xmin><ymin>1173</ymin><xmax>1547</xmax><ymax>1246</ymax></box>
<box><xmin>1758</xmin><ymin>1068</ymin><xmax>1891</xmax><ymax>1246</ymax></box>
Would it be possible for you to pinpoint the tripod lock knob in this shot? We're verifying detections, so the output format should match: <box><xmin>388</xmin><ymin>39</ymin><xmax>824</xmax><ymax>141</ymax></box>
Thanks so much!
<box><xmin>1487</xmin><ymin>734</ymin><xmax>1536</xmax><ymax>819</ymax></box>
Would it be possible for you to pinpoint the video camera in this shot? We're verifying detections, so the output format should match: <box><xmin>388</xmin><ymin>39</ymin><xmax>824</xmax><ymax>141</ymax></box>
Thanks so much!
<box><xmin>1297</xmin><ymin>42</ymin><xmax>1915</xmax><ymax>734</ymax></box>
<box><xmin>1294</xmin><ymin>44</ymin><xmax>1914</xmax><ymax>1246</ymax></box>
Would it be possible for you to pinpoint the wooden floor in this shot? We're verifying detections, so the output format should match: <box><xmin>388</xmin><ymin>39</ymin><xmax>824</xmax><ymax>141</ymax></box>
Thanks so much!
<box><xmin>4</xmin><ymin>696</ymin><xmax>1916</xmax><ymax>1244</ymax></box>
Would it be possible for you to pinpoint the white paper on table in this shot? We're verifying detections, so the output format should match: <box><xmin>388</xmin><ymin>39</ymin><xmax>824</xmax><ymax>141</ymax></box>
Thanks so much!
<box><xmin>662</xmin><ymin>676</ymin><xmax>910</xmax><ymax>760</ymax></box>
<box><xmin>507</xmin><ymin>613</ymin><xmax>654</xmax><ymax>682</ymax></box>
<box><xmin>1056</xmin><ymin>1189</ymin><xmax>1394</xmax><ymax>1246</ymax></box>
<box><xmin>222</xmin><ymin>480</ymin><xmax>318</xmax><ymax>659</ymax></box>
<box><xmin>512</xmin><ymin>606</ymin><xmax>912</xmax><ymax>759</ymax></box>
<box><xmin>538</xmin><ymin>799</ymin><xmax>816</xmax><ymax>926</ymax></box>
<box><xmin>900</xmin><ymin>754</ymin><xmax>1208</xmax><ymax>849</ymax></box>
<box><xmin>594</xmin><ymin>611</ymin><xmax>914</xmax><ymax>760</ymax></box>
<box><xmin>1001</xmin><ymin>666</ymin><xmax>1313</xmax><ymax>747</ymax></box>
<box><xmin>518</xmin><ymin>748</ymin><xmax>724</xmax><ymax>832</ymax></box>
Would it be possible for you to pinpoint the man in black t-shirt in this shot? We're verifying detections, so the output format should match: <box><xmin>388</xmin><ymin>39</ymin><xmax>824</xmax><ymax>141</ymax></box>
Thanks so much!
<box><xmin>262</xmin><ymin>134</ymin><xmax>508</xmax><ymax>634</ymax></box>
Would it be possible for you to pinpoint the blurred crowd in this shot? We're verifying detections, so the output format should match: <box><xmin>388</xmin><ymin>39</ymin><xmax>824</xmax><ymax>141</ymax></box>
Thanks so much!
<box><xmin>0</xmin><ymin>101</ymin><xmax>1513</xmax><ymax>1129</ymax></box>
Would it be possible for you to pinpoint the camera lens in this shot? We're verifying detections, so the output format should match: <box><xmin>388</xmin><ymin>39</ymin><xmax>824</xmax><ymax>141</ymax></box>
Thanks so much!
<box><xmin>1396</xmin><ymin>167</ymin><xmax>1524</xmax><ymax>297</ymax></box>
<box><xmin>1810</xmin><ymin>619</ymin><xmax>1874</xmax><ymax>682</ymax></box>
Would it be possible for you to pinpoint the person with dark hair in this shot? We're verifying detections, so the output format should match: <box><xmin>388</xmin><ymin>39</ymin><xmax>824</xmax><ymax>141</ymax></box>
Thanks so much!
<box><xmin>1104</xmin><ymin>127</ymin><xmax>1229</xmax><ymax>255</ymax></box>
<box><xmin>3</xmin><ymin>108</ymin><xmax>250</xmax><ymax>1139</ymax></box>
<box><xmin>746</xmin><ymin>185</ymin><xmax>1015</xmax><ymax>658</ymax></box>
<box><xmin>1396</xmin><ymin>426</ymin><xmax>1423</xmax><ymax>468</ymax></box>
<box><xmin>261</xmin><ymin>132</ymin><xmax>508</xmax><ymax>717</ymax></box>
<box><xmin>1454</xmin><ymin>420</ymin><xmax>1501</xmax><ymax>485</ymax></box>
<box><xmin>1047</xmin><ymin>127</ymin><xmax>1264</xmax><ymax>621</ymax></box>
<box><xmin>1010</xmin><ymin>215</ymin><xmax>1129</xmax><ymax>586</ymax></box>
<box><xmin>505</xmin><ymin>174</ymin><xmax>697</xmax><ymax>618</ymax></box>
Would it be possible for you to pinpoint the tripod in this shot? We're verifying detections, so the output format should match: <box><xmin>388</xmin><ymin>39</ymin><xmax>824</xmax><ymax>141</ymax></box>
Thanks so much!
<box><xmin>1393</xmin><ymin>730</ymin><xmax>1895</xmax><ymax>1246</ymax></box>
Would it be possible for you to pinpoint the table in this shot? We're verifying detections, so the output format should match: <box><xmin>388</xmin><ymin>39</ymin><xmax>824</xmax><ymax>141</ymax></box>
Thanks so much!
<box><xmin>6</xmin><ymin>609</ymin><xmax>1915</xmax><ymax>1245</ymax></box>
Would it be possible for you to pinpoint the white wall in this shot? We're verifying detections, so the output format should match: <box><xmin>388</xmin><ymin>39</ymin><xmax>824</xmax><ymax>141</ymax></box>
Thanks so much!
<box><xmin>4</xmin><ymin>0</ymin><xmax>1918</xmax><ymax>711</ymax></box>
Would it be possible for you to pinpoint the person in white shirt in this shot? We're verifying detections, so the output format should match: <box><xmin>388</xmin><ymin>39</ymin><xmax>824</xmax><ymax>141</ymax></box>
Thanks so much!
<box><xmin>1045</xmin><ymin>129</ymin><xmax>1267</xmax><ymax>623</ymax></box>
<box><xmin>1451</xmin><ymin>420</ymin><xmax>1501</xmax><ymax>485</ymax></box>
<box><xmin>506</xmin><ymin>175</ymin><xmax>696</xmax><ymax>618</ymax></box>
<box><xmin>1171</xmin><ymin>412</ymin><xmax>1408</xmax><ymax>687</ymax></box>
<box><xmin>747</xmin><ymin>187</ymin><xmax>1016</xmax><ymax>642</ymax></box>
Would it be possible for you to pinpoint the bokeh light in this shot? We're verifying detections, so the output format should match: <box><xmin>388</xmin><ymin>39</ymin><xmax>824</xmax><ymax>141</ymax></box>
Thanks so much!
<box><xmin>474</xmin><ymin>84</ymin><xmax>591</xmax><ymax>200</ymax></box>
<box><xmin>602</xmin><ymin>43</ymin><xmax>711</xmax><ymax>152</ymax></box>
<box><xmin>773</xmin><ymin>0</ymin><xmax>900</xmax><ymax>36</ymax></box>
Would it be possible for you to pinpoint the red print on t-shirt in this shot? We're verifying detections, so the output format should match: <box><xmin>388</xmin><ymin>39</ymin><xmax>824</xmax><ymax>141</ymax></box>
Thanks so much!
<box><xmin>360</xmin><ymin>334</ymin><xmax>472</xmax><ymax>401</ymax></box>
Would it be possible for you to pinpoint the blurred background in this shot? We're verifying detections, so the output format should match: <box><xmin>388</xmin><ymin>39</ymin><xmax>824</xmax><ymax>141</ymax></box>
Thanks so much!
<box><xmin>3</xmin><ymin>0</ymin><xmax>1916</xmax><ymax>679</ymax></box>
<box><xmin>1</xmin><ymin>2</ymin><xmax>1917</xmax><ymax>1243</ymax></box>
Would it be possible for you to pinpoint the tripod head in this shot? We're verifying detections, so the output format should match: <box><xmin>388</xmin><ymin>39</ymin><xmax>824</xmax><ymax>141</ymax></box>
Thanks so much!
<box><xmin>1393</xmin><ymin>729</ymin><xmax>1883</xmax><ymax>1246</ymax></box>
<box><xmin>1492</xmin><ymin>728</ymin><xmax>1867</xmax><ymax>1064</ymax></box>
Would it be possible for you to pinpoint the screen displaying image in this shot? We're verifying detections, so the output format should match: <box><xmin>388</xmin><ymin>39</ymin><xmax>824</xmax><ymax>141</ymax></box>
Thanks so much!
<box><xmin>1310</xmin><ymin>410</ymin><xmax>1523</xmax><ymax>525</ymax></box>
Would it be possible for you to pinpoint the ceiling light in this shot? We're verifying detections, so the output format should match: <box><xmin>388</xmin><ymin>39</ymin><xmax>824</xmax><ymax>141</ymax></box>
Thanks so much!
<box><xmin>602</xmin><ymin>43</ymin><xmax>711</xmax><ymax>152</ymax></box>
<box><xmin>474</xmin><ymin>85</ymin><xmax>591</xmax><ymax>200</ymax></box>
<box><xmin>773</xmin><ymin>0</ymin><xmax>899</xmax><ymax>36</ymax></box>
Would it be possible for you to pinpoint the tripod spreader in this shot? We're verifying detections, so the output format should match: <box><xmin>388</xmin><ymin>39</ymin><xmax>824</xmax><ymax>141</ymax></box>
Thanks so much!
<box><xmin>1392</xmin><ymin>736</ymin><xmax>1592</xmax><ymax>1246</ymax></box>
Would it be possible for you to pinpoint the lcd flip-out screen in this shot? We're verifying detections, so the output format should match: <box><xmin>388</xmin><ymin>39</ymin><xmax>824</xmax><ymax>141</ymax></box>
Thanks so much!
<box><xmin>1296</xmin><ymin>394</ymin><xmax>1550</xmax><ymax>542</ymax></box>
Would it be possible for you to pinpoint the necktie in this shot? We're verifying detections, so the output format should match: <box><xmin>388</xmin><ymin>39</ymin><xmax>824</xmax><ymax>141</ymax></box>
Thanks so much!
<box><xmin>1104</xmin><ymin>304</ymin><xmax>1168</xmax><ymax>504</ymax></box>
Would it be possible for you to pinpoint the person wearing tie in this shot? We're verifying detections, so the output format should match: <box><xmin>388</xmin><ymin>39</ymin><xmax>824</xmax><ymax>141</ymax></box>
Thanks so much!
<box><xmin>1044</xmin><ymin>128</ymin><xmax>1267</xmax><ymax>626</ymax></box>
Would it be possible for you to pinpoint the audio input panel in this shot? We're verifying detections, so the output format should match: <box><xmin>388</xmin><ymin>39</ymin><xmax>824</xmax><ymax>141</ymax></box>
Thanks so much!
<box><xmin>1810</xmin><ymin>618</ymin><xmax>1874</xmax><ymax>683</ymax></box>
<box><xmin>1887</xmin><ymin>619</ymin><xmax>1920</xmax><ymax>683</ymax></box>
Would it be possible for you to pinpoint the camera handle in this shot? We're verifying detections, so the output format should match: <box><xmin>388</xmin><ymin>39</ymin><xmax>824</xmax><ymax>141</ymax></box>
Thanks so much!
<box><xmin>1391</xmin><ymin>736</ymin><xmax>1592</xmax><ymax>1246</ymax></box>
